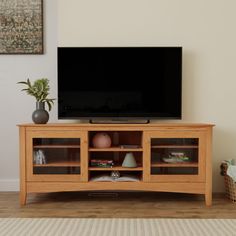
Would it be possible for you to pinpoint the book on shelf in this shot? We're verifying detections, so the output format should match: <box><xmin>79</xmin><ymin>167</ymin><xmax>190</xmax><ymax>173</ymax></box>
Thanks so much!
<box><xmin>90</xmin><ymin>159</ymin><xmax>114</xmax><ymax>167</ymax></box>
<box><xmin>90</xmin><ymin>174</ymin><xmax>140</xmax><ymax>182</ymax></box>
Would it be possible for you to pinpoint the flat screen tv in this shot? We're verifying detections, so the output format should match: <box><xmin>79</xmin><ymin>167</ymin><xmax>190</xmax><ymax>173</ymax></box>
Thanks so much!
<box><xmin>58</xmin><ymin>47</ymin><xmax>182</xmax><ymax>121</ymax></box>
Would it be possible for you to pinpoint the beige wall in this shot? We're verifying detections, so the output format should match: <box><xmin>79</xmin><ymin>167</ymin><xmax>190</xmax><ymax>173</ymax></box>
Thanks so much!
<box><xmin>0</xmin><ymin>0</ymin><xmax>58</xmax><ymax>190</ymax></box>
<box><xmin>0</xmin><ymin>0</ymin><xmax>235</xmax><ymax>192</ymax></box>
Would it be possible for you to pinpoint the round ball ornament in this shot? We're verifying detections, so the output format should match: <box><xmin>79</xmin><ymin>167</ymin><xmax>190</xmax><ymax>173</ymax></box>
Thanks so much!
<box><xmin>92</xmin><ymin>132</ymin><xmax>112</xmax><ymax>148</ymax></box>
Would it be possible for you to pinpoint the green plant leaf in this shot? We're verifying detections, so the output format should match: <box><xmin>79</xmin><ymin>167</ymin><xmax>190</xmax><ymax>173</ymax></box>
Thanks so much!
<box><xmin>47</xmin><ymin>101</ymin><xmax>52</xmax><ymax>111</ymax></box>
<box><xmin>17</xmin><ymin>81</ymin><xmax>28</xmax><ymax>85</ymax></box>
<box><xmin>18</xmin><ymin>78</ymin><xmax>56</xmax><ymax>110</ymax></box>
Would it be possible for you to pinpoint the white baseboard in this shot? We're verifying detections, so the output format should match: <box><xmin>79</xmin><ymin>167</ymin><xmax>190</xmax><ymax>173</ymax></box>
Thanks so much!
<box><xmin>0</xmin><ymin>179</ymin><xmax>19</xmax><ymax>191</ymax></box>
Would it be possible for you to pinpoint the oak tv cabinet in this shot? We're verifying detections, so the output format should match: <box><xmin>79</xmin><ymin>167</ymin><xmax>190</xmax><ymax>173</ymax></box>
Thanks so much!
<box><xmin>18</xmin><ymin>123</ymin><xmax>214</xmax><ymax>206</ymax></box>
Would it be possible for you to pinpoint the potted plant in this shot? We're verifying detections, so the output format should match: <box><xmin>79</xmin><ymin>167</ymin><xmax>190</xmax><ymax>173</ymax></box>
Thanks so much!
<box><xmin>18</xmin><ymin>78</ymin><xmax>55</xmax><ymax>124</ymax></box>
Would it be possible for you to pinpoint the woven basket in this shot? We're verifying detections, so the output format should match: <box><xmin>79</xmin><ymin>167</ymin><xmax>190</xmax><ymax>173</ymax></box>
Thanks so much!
<box><xmin>221</xmin><ymin>163</ymin><xmax>236</xmax><ymax>202</ymax></box>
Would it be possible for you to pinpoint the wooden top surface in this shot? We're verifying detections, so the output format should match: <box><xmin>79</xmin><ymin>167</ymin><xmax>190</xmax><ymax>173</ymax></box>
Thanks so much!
<box><xmin>18</xmin><ymin>122</ymin><xmax>215</xmax><ymax>128</ymax></box>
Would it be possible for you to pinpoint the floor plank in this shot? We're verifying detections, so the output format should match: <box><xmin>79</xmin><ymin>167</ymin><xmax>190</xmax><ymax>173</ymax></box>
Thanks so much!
<box><xmin>0</xmin><ymin>192</ymin><xmax>235</xmax><ymax>218</ymax></box>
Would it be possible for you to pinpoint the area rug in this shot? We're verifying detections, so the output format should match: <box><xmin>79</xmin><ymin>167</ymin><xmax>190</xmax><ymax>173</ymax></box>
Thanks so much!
<box><xmin>0</xmin><ymin>218</ymin><xmax>235</xmax><ymax>236</ymax></box>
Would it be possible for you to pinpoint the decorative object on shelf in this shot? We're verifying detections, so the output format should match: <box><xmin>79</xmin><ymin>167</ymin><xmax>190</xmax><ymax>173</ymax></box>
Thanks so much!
<box><xmin>32</xmin><ymin>101</ymin><xmax>49</xmax><ymax>124</ymax></box>
<box><xmin>122</xmin><ymin>152</ymin><xmax>137</xmax><ymax>168</ymax></box>
<box><xmin>162</xmin><ymin>152</ymin><xmax>191</xmax><ymax>163</ymax></box>
<box><xmin>17</xmin><ymin>78</ymin><xmax>55</xmax><ymax>124</ymax></box>
<box><xmin>33</xmin><ymin>150</ymin><xmax>46</xmax><ymax>165</ymax></box>
<box><xmin>0</xmin><ymin>0</ymin><xmax>43</xmax><ymax>54</ymax></box>
<box><xmin>92</xmin><ymin>132</ymin><xmax>112</xmax><ymax>148</ymax></box>
<box><xmin>111</xmin><ymin>171</ymin><xmax>120</xmax><ymax>180</ymax></box>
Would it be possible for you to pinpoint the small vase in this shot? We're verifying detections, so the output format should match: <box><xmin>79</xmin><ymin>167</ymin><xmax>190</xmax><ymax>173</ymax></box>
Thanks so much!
<box><xmin>122</xmin><ymin>152</ymin><xmax>137</xmax><ymax>168</ymax></box>
<box><xmin>32</xmin><ymin>102</ymin><xmax>49</xmax><ymax>124</ymax></box>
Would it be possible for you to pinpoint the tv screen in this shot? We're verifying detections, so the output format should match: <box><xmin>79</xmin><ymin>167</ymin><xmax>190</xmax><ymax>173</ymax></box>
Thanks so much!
<box><xmin>58</xmin><ymin>47</ymin><xmax>182</xmax><ymax>120</ymax></box>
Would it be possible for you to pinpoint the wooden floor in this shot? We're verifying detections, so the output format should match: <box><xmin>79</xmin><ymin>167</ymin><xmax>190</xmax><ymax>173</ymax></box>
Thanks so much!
<box><xmin>0</xmin><ymin>192</ymin><xmax>236</xmax><ymax>218</ymax></box>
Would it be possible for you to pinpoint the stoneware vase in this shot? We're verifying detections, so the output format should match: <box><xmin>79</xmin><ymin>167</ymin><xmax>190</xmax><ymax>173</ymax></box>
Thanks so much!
<box><xmin>32</xmin><ymin>102</ymin><xmax>49</xmax><ymax>124</ymax></box>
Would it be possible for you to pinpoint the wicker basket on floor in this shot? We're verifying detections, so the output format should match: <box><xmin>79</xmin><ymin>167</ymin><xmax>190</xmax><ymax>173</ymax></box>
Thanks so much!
<box><xmin>221</xmin><ymin>163</ymin><xmax>236</xmax><ymax>202</ymax></box>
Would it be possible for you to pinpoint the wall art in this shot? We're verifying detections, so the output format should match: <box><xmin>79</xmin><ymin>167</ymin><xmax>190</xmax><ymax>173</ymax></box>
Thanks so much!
<box><xmin>0</xmin><ymin>0</ymin><xmax>43</xmax><ymax>54</ymax></box>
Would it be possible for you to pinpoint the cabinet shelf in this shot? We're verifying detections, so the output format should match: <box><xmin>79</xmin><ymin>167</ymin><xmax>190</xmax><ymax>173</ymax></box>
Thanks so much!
<box><xmin>89</xmin><ymin>166</ymin><xmax>143</xmax><ymax>171</ymax></box>
<box><xmin>34</xmin><ymin>145</ymin><xmax>80</xmax><ymax>149</ymax></box>
<box><xmin>34</xmin><ymin>161</ymin><xmax>80</xmax><ymax>167</ymax></box>
<box><xmin>151</xmin><ymin>145</ymin><xmax>198</xmax><ymax>149</ymax></box>
<box><xmin>151</xmin><ymin>162</ymin><xmax>198</xmax><ymax>167</ymax></box>
<box><xmin>89</xmin><ymin>147</ymin><xmax>143</xmax><ymax>152</ymax></box>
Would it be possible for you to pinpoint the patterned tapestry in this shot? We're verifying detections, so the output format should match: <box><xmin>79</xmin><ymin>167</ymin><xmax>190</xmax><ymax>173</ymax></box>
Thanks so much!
<box><xmin>0</xmin><ymin>0</ymin><xmax>43</xmax><ymax>54</ymax></box>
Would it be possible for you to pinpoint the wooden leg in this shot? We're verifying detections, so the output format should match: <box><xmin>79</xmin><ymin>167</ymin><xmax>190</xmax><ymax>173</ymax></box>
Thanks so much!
<box><xmin>205</xmin><ymin>192</ymin><xmax>212</xmax><ymax>206</ymax></box>
<box><xmin>19</xmin><ymin>127</ymin><xmax>27</xmax><ymax>206</ymax></box>
<box><xmin>20</xmin><ymin>191</ymin><xmax>27</xmax><ymax>206</ymax></box>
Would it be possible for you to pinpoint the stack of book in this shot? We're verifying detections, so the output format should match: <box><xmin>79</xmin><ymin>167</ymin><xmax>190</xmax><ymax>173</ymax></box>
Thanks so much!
<box><xmin>90</xmin><ymin>160</ymin><xmax>114</xmax><ymax>168</ymax></box>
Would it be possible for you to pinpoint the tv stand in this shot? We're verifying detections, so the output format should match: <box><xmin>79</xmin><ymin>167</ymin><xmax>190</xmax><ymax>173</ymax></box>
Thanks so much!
<box><xmin>18</xmin><ymin>123</ymin><xmax>214</xmax><ymax>206</ymax></box>
<box><xmin>89</xmin><ymin>119</ymin><xmax>150</xmax><ymax>124</ymax></box>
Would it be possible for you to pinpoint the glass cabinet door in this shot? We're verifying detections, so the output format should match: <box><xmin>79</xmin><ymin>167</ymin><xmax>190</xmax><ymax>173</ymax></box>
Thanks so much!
<box><xmin>145</xmin><ymin>131</ymin><xmax>206</xmax><ymax>182</ymax></box>
<box><xmin>26</xmin><ymin>131</ymin><xmax>85</xmax><ymax>181</ymax></box>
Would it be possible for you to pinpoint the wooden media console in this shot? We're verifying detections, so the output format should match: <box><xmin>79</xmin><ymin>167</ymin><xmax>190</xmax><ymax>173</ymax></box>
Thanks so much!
<box><xmin>18</xmin><ymin>123</ymin><xmax>214</xmax><ymax>206</ymax></box>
